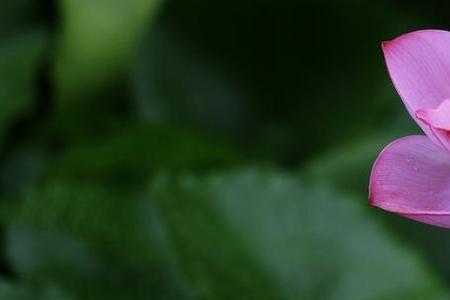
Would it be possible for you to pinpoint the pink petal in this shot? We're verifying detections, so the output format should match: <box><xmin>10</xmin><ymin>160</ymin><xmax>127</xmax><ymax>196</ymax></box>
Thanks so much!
<box><xmin>383</xmin><ymin>30</ymin><xmax>450</xmax><ymax>144</ymax></box>
<box><xmin>416</xmin><ymin>99</ymin><xmax>450</xmax><ymax>131</ymax></box>
<box><xmin>416</xmin><ymin>99</ymin><xmax>450</xmax><ymax>152</ymax></box>
<box><xmin>369</xmin><ymin>135</ymin><xmax>450</xmax><ymax>228</ymax></box>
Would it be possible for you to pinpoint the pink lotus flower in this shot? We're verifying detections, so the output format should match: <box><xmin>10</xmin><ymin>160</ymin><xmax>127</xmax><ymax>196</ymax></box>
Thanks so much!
<box><xmin>369</xmin><ymin>30</ymin><xmax>450</xmax><ymax>228</ymax></box>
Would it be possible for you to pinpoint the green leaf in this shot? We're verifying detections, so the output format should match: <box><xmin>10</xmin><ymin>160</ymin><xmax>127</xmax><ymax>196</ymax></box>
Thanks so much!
<box><xmin>45</xmin><ymin>124</ymin><xmax>238</xmax><ymax>180</ymax></box>
<box><xmin>0</xmin><ymin>280</ymin><xmax>77</xmax><ymax>300</ymax></box>
<box><xmin>55</xmin><ymin>0</ymin><xmax>164</xmax><ymax>106</ymax></box>
<box><xmin>151</xmin><ymin>168</ymin><xmax>448</xmax><ymax>300</ymax></box>
<box><xmin>2</xmin><ymin>182</ymin><xmax>191</xmax><ymax>300</ymax></box>
<box><xmin>151</xmin><ymin>175</ymin><xmax>284</xmax><ymax>300</ymax></box>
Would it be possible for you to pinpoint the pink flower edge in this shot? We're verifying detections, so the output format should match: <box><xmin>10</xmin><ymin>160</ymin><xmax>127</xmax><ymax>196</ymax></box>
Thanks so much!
<box><xmin>369</xmin><ymin>135</ymin><xmax>450</xmax><ymax>229</ymax></box>
<box><xmin>382</xmin><ymin>29</ymin><xmax>450</xmax><ymax>147</ymax></box>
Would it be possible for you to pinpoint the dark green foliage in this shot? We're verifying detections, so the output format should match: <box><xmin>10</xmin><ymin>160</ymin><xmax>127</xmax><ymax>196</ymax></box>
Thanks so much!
<box><xmin>0</xmin><ymin>0</ymin><xmax>450</xmax><ymax>299</ymax></box>
<box><xmin>151</xmin><ymin>169</ymin><xmax>447</xmax><ymax>300</ymax></box>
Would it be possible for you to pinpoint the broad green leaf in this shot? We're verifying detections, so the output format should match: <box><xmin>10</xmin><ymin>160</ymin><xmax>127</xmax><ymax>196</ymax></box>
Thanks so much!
<box><xmin>151</xmin><ymin>174</ymin><xmax>284</xmax><ymax>300</ymax></box>
<box><xmin>151</xmin><ymin>168</ymin><xmax>447</xmax><ymax>300</ymax></box>
<box><xmin>2</xmin><ymin>182</ymin><xmax>191</xmax><ymax>300</ymax></box>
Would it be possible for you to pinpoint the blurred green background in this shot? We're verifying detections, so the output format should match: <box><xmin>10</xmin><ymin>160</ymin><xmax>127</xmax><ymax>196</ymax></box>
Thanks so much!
<box><xmin>1</xmin><ymin>0</ymin><xmax>450</xmax><ymax>299</ymax></box>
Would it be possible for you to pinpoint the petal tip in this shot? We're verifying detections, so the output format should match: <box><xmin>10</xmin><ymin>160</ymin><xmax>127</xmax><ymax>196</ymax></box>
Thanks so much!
<box><xmin>382</xmin><ymin>29</ymin><xmax>450</xmax><ymax>54</ymax></box>
<box><xmin>368</xmin><ymin>183</ymin><xmax>387</xmax><ymax>211</ymax></box>
<box><xmin>381</xmin><ymin>40</ymin><xmax>392</xmax><ymax>54</ymax></box>
<box><xmin>381</xmin><ymin>40</ymin><xmax>391</xmax><ymax>48</ymax></box>
<box><xmin>368</xmin><ymin>194</ymin><xmax>376</xmax><ymax>207</ymax></box>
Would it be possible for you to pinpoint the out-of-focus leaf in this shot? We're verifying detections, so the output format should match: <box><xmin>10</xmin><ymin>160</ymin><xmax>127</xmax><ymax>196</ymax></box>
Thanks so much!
<box><xmin>0</xmin><ymin>31</ymin><xmax>46</xmax><ymax>149</ymax></box>
<box><xmin>45</xmin><ymin>124</ymin><xmax>238</xmax><ymax>180</ymax></box>
<box><xmin>55</xmin><ymin>0</ymin><xmax>164</xmax><ymax>106</ymax></box>
<box><xmin>2</xmin><ymin>182</ymin><xmax>191</xmax><ymax>300</ymax></box>
<box><xmin>150</xmin><ymin>168</ymin><xmax>447</xmax><ymax>300</ymax></box>
<box><xmin>0</xmin><ymin>280</ymin><xmax>77</xmax><ymax>300</ymax></box>
<box><xmin>0</xmin><ymin>281</ymin><xmax>28</xmax><ymax>300</ymax></box>
<box><xmin>152</xmin><ymin>174</ymin><xmax>284</xmax><ymax>300</ymax></box>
